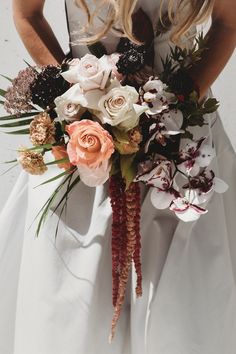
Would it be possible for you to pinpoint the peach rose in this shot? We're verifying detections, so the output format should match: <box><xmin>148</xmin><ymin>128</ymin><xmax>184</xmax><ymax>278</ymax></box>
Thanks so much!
<box><xmin>66</xmin><ymin>119</ymin><xmax>114</xmax><ymax>168</ymax></box>
<box><xmin>52</xmin><ymin>145</ymin><xmax>72</xmax><ymax>170</ymax></box>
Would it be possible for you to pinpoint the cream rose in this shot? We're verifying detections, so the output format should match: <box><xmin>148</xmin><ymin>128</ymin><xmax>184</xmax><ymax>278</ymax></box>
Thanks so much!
<box><xmin>54</xmin><ymin>84</ymin><xmax>87</xmax><ymax>122</ymax></box>
<box><xmin>61</xmin><ymin>54</ymin><xmax>111</xmax><ymax>91</ymax></box>
<box><xmin>66</xmin><ymin>119</ymin><xmax>114</xmax><ymax>168</ymax></box>
<box><xmin>97</xmin><ymin>80</ymin><xmax>147</xmax><ymax>131</ymax></box>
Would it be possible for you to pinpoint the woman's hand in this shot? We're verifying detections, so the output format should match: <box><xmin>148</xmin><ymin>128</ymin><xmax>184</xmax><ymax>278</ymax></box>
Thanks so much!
<box><xmin>188</xmin><ymin>0</ymin><xmax>236</xmax><ymax>100</ymax></box>
<box><xmin>12</xmin><ymin>0</ymin><xmax>66</xmax><ymax>65</ymax></box>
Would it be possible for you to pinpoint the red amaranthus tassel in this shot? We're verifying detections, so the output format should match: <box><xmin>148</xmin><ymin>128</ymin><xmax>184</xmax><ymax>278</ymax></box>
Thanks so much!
<box><xmin>109</xmin><ymin>178</ymin><xmax>142</xmax><ymax>343</ymax></box>
<box><xmin>132</xmin><ymin>182</ymin><xmax>142</xmax><ymax>297</ymax></box>
<box><xmin>109</xmin><ymin>174</ymin><xmax>126</xmax><ymax>307</ymax></box>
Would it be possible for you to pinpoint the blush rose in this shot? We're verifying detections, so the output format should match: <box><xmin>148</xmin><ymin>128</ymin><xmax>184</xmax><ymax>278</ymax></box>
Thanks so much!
<box><xmin>66</xmin><ymin>119</ymin><xmax>114</xmax><ymax>168</ymax></box>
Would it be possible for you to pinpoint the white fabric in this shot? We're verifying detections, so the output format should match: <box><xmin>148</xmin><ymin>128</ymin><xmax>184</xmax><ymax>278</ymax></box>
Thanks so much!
<box><xmin>1</xmin><ymin>0</ymin><xmax>236</xmax><ymax>353</ymax></box>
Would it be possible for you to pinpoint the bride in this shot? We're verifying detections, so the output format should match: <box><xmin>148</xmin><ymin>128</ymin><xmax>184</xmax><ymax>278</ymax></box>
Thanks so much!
<box><xmin>1</xmin><ymin>0</ymin><xmax>236</xmax><ymax>353</ymax></box>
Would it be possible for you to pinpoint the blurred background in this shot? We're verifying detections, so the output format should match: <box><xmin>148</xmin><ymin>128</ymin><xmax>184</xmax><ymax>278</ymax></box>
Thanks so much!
<box><xmin>0</xmin><ymin>0</ymin><xmax>235</xmax><ymax>211</ymax></box>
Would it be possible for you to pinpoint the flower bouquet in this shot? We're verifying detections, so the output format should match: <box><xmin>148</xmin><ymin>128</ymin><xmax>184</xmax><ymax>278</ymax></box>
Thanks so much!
<box><xmin>0</xmin><ymin>8</ymin><xmax>228</xmax><ymax>341</ymax></box>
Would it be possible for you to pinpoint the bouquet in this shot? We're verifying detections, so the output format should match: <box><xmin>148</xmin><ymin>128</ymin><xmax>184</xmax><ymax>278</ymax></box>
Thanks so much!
<box><xmin>0</xmin><ymin>8</ymin><xmax>228</xmax><ymax>342</ymax></box>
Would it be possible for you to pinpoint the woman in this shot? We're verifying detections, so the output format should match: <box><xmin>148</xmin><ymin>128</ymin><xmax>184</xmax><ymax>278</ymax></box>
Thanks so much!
<box><xmin>0</xmin><ymin>0</ymin><xmax>236</xmax><ymax>353</ymax></box>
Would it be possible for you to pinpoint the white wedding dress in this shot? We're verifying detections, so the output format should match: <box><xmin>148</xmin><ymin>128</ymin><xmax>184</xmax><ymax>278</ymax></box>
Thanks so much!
<box><xmin>1</xmin><ymin>0</ymin><xmax>236</xmax><ymax>353</ymax></box>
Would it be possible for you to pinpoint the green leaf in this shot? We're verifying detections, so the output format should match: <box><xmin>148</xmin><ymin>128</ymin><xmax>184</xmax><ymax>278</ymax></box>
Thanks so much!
<box><xmin>26</xmin><ymin>144</ymin><xmax>53</xmax><ymax>151</ymax></box>
<box><xmin>181</xmin><ymin>130</ymin><xmax>194</xmax><ymax>140</ymax></box>
<box><xmin>202</xmin><ymin>98</ymin><xmax>219</xmax><ymax>113</ymax></box>
<box><xmin>0</xmin><ymin>89</ymin><xmax>6</xmax><ymax>98</ymax></box>
<box><xmin>53</xmin><ymin>174</ymin><xmax>80</xmax><ymax>214</ymax></box>
<box><xmin>189</xmin><ymin>91</ymin><xmax>199</xmax><ymax>103</ymax></box>
<box><xmin>120</xmin><ymin>154</ymin><xmax>137</xmax><ymax>189</ymax></box>
<box><xmin>0</xmin><ymin>74</ymin><xmax>12</xmax><ymax>82</ymax></box>
<box><xmin>45</xmin><ymin>157</ymin><xmax>69</xmax><ymax>166</ymax></box>
<box><xmin>112</xmin><ymin>127</ymin><xmax>130</xmax><ymax>143</ymax></box>
<box><xmin>3</xmin><ymin>128</ymin><xmax>30</xmax><ymax>135</ymax></box>
<box><xmin>0</xmin><ymin>118</ymin><xmax>33</xmax><ymax>128</ymax></box>
<box><xmin>0</xmin><ymin>158</ymin><xmax>18</xmax><ymax>164</ymax></box>
<box><xmin>34</xmin><ymin>166</ymin><xmax>75</xmax><ymax>188</ymax></box>
<box><xmin>33</xmin><ymin>173</ymin><xmax>73</xmax><ymax>237</ymax></box>
<box><xmin>0</xmin><ymin>163</ymin><xmax>18</xmax><ymax>176</ymax></box>
<box><xmin>0</xmin><ymin>111</ymin><xmax>38</xmax><ymax>121</ymax></box>
<box><xmin>23</xmin><ymin>60</ymin><xmax>39</xmax><ymax>74</ymax></box>
<box><xmin>0</xmin><ymin>100</ymin><xmax>5</xmax><ymax>105</ymax></box>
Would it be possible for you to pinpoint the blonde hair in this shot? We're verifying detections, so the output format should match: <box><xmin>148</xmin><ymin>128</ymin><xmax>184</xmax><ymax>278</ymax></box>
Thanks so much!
<box><xmin>74</xmin><ymin>0</ymin><xmax>215</xmax><ymax>45</ymax></box>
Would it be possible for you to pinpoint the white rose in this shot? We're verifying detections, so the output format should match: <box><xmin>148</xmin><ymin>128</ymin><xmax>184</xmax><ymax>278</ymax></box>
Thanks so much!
<box><xmin>61</xmin><ymin>54</ymin><xmax>111</xmax><ymax>91</ymax></box>
<box><xmin>54</xmin><ymin>84</ymin><xmax>87</xmax><ymax>122</ymax></box>
<box><xmin>97</xmin><ymin>80</ymin><xmax>147</xmax><ymax>131</ymax></box>
<box><xmin>77</xmin><ymin>160</ymin><xmax>111</xmax><ymax>187</ymax></box>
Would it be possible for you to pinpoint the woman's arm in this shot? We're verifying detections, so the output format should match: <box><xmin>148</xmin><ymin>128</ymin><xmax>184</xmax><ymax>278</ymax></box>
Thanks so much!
<box><xmin>189</xmin><ymin>0</ymin><xmax>236</xmax><ymax>100</ymax></box>
<box><xmin>12</xmin><ymin>0</ymin><xmax>66</xmax><ymax>65</ymax></box>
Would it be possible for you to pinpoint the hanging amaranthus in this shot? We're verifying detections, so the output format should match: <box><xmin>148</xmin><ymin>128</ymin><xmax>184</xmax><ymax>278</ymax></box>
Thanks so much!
<box><xmin>109</xmin><ymin>177</ymin><xmax>142</xmax><ymax>342</ymax></box>
<box><xmin>109</xmin><ymin>174</ymin><xmax>126</xmax><ymax>307</ymax></box>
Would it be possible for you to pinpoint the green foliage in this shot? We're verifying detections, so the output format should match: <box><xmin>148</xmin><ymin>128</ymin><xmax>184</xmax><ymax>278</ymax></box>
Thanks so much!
<box><xmin>120</xmin><ymin>154</ymin><xmax>137</xmax><ymax>189</ymax></box>
<box><xmin>0</xmin><ymin>74</ymin><xmax>13</xmax><ymax>82</ymax></box>
<box><xmin>34</xmin><ymin>171</ymin><xmax>80</xmax><ymax>237</ymax></box>
<box><xmin>3</xmin><ymin>128</ymin><xmax>30</xmax><ymax>135</ymax></box>
<box><xmin>161</xmin><ymin>32</ymin><xmax>208</xmax><ymax>85</ymax></box>
<box><xmin>0</xmin><ymin>112</ymin><xmax>38</xmax><ymax>121</ymax></box>
<box><xmin>34</xmin><ymin>166</ymin><xmax>75</xmax><ymax>188</ymax></box>
<box><xmin>0</xmin><ymin>89</ymin><xmax>6</xmax><ymax>98</ymax></box>
<box><xmin>0</xmin><ymin>118</ymin><xmax>34</xmax><ymax>128</ymax></box>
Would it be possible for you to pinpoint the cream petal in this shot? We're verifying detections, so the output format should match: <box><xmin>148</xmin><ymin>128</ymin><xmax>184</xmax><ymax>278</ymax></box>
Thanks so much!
<box><xmin>196</xmin><ymin>144</ymin><xmax>216</xmax><ymax>167</ymax></box>
<box><xmin>184</xmin><ymin>188</ymin><xmax>214</xmax><ymax>205</ymax></box>
<box><xmin>84</xmin><ymin>89</ymin><xmax>105</xmax><ymax>110</ymax></box>
<box><xmin>61</xmin><ymin>66</ymin><xmax>80</xmax><ymax>84</ymax></box>
<box><xmin>151</xmin><ymin>189</ymin><xmax>175</xmax><ymax>209</ymax></box>
<box><xmin>133</xmin><ymin>103</ymin><xmax>148</xmax><ymax>116</ymax></box>
<box><xmin>143</xmin><ymin>79</ymin><xmax>164</xmax><ymax>94</ymax></box>
<box><xmin>174</xmin><ymin>207</ymin><xmax>202</xmax><ymax>222</ymax></box>
<box><xmin>61</xmin><ymin>84</ymin><xmax>87</xmax><ymax>106</ymax></box>
<box><xmin>214</xmin><ymin>177</ymin><xmax>229</xmax><ymax>193</ymax></box>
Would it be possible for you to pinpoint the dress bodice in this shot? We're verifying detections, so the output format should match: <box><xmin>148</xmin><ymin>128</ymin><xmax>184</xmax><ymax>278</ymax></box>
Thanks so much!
<box><xmin>65</xmin><ymin>0</ymin><xmax>196</xmax><ymax>74</ymax></box>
